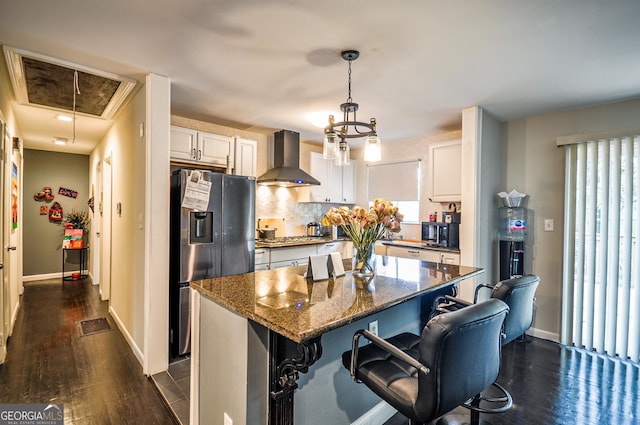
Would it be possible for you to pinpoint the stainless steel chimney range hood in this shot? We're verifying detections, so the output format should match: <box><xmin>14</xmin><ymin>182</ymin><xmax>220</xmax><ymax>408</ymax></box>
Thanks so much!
<box><xmin>257</xmin><ymin>130</ymin><xmax>320</xmax><ymax>187</ymax></box>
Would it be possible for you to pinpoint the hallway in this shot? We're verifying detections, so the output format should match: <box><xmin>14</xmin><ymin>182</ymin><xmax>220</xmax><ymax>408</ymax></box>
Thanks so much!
<box><xmin>0</xmin><ymin>278</ymin><xmax>176</xmax><ymax>424</ymax></box>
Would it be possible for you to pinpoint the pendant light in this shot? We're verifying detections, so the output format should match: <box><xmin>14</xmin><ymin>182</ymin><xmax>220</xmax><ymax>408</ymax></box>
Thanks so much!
<box><xmin>323</xmin><ymin>50</ymin><xmax>381</xmax><ymax>165</ymax></box>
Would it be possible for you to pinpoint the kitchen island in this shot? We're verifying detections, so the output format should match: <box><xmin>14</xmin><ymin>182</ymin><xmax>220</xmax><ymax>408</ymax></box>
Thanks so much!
<box><xmin>189</xmin><ymin>256</ymin><xmax>482</xmax><ymax>425</ymax></box>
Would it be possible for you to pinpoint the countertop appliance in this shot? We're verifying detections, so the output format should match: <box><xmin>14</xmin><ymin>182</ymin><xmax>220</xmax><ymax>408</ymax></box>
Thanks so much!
<box><xmin>421</xmin><ymin>221</ymin><xmax>459</xmax><ymax>249</ymax></box>
<box><xmin>170</xmin><ymin>169</ymin><xmax>255</xmax><ymax>358</ymax></box>
<box><xmin>306</xmin><ymin>222</ymin><xmax>322</xmax><ymax>236</ymax></box>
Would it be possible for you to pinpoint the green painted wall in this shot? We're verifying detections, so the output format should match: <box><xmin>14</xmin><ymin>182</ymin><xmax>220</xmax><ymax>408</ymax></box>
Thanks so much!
<box><xmin>23</xmin><ymin>149</ymin><xmax>90</xmax><ymax>277</ymax></box>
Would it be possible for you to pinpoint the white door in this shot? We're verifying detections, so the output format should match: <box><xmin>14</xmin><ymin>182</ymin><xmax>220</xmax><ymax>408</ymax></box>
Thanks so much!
<box><xmin>8</xmin><ymin>151</ymin><xmax>21</xmax><ymax>303</ymax></box>
<box><xmin>100</xmin><ymin>157</ymin><xmax>112</xmax><ymax>301</ymax></box>
<box><xmin>0</xmin><ymin>119</ymin><xmax>6</xmax><ymax>364</ymax></box>
<box><xmin>93</xmin><ymin>162</ymin><xmax>101</xmax><ymax>287</ymax></box>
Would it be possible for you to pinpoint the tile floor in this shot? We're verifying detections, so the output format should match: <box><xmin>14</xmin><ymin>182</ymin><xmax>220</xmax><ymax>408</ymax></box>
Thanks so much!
<box><xmin>152</xmin><ymin>357</ymin><xmax>191</xmax><ymax>425</ymax></box>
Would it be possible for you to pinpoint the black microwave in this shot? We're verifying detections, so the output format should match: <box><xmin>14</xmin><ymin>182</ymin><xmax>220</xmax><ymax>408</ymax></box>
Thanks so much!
<box><xmin>421</xmin><ymin>222</ymin><xmax>459</xmax><ymax>249</ymax></box>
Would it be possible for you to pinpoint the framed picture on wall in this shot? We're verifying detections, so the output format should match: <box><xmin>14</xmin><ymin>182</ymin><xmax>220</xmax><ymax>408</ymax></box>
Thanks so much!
<box><xmin>12</xmin><ymin>162</ymin><xmax>18</xmax><ymax>230</ymax></box>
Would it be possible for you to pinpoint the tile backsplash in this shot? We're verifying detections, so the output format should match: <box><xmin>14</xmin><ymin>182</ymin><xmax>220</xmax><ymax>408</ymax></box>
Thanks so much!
<box><xmin>256</xmin><ymin>185</ymin><xmax>326</xmax><ymax>236</ymax></box>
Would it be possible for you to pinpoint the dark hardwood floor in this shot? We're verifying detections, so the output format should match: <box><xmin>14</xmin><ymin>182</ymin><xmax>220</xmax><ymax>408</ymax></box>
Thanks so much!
<box><xmin>384</xmin><ymin>336</ymin><xmax>640</xmax><ymax>425</ymax></box>
<box><xmin>0</xmin><ymin>278</ymin><xmax>177</xmax><ymax>424</ymax></box>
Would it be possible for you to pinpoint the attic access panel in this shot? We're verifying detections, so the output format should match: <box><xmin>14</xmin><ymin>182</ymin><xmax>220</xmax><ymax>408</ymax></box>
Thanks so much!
<box><xmin>23</xmin><ymin>57</ymin><xmax>120</xmax><ymax>117</ymax></box>
<box><xmin>3</xmin><ymin>46</ymin><xmax>136</xmax><ymax>119</ymax></box>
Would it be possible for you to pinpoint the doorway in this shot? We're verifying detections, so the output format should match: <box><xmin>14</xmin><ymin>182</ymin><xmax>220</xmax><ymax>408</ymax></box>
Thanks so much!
<box><xmin>0</xmin><ymin>117</ymin><xmax>6</xmax><ymax>364</ymax></box>
<box><xmin>100</xmin><ymin>156</ymin><xmax>112</xmax><ymax>301</ymax></box>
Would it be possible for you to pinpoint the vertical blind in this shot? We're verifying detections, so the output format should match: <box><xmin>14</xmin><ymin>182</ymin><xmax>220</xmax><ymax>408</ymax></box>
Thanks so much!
<box><xmin>561</xmin><ymin>133</ymin><xmax>640</xmax><ymax>362</ymax></box>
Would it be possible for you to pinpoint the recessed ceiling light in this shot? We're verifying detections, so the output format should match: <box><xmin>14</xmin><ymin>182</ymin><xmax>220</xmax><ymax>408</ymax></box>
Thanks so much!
<box><xmin>56</xmin><ymin>114</ymin><xmax>73</xmax><ymax>122</ymax></box>
<box><xmin>53</xmin><ymin>138</ymin><xmax>67</xmax><ymax>145</ymax></box>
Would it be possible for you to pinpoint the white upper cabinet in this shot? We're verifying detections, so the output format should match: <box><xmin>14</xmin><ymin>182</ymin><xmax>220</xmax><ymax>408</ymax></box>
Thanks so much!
<box><xmin>170</xmin><ymin>126</ymin><xmax>198</xmax><ymax>162</ymax></box>
<box><xmin>170</xmin><ymin>125</ymin><xmax>234</xmax><ymax>169</ymax></box>
<box><xmin>309</xmin><ymin>152</ymin><xmax>355</xmax><ymax>203</ymax></box>
<box><xmin>429</xmin><ymin>139</ymin><xmax>462</xmax><ymax>202</ymax></box>
<box><xmin>233</xmin><ymin>136</ymin><xmax>257</xmax><ymax>177</ymax></box>
<box><xmin>198</xmin><ymin>132</ymin><xmax>234</xmax><ymax>168</ymax></box>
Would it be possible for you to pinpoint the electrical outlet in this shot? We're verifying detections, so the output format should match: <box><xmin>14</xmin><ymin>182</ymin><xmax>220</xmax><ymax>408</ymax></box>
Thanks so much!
<box><xmin>224</xmin><ymin>412</ymin><xmax>233</xmax><ymax>425</ymax></box>
<box><xmin>368</xmin><ymin>320</ymin><xmax>379</xmax><ymax>337</ymax></box>
<box><xmin>544</xmin><ymin>219</ymin><xmax>554</xmax><ymax>232</ymax></box>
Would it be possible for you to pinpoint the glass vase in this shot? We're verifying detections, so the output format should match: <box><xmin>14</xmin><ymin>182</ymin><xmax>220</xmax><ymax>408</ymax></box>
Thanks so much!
<box><xmin>352</xmin><ymin>243</ymin><xmax>376</xmax><ymax>278</ymax></box>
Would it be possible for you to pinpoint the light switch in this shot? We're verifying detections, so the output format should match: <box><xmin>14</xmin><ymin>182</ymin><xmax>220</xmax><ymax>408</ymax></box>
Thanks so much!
<box><xmin>544</xmin><ymin>219</ymin><xmax>554</xmax><ymax>232</ymax></box>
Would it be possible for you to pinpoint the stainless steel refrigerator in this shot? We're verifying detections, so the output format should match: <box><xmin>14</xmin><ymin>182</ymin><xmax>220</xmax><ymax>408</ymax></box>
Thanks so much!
<box><xmin>170</xmin><ymin>169</ymin><xmax>255</xmax><ymax>357</ymax></box>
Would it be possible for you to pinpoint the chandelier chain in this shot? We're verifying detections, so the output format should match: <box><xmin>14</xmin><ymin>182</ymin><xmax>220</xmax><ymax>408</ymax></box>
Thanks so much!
<box><xmin>346</xmin><ymin>58</ymin><xmax>352</xmax><ymax>104</ymax></box>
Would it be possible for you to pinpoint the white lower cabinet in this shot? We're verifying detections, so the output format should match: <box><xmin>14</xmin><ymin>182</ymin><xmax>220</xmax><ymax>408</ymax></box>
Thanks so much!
<box><xmin>385</xmin><ymin>245</ymin><xmax>460</xmax><ymax>265</ymax></box>
<box><xmin>317</xmin><ymin>241</ymin><xmax>353</xmax><ymax>259</ymax></box>
<box><xmin>255</xmin><ymin>248</ymin><xmax>271</xmax><ymax>270</ymax></box>
<box><xmin>257</xmin><ymin>242</ymin><xmax>357</xmax><ymax>270</ymax></box>
<box><xmin>269</xmin><ymin>245</ymin><xmax>318</xmax><ymax>269</ymax></box>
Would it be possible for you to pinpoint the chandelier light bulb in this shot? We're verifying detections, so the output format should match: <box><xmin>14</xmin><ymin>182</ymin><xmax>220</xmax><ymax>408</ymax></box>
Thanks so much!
<box><xmin>335</xmin><ymin>139</ymin><xmax>351</xmax><ymax>166</ymax></box>
<box><xmin>364</xmin><ymin>134</ymin><xmax>381</xmax><ymax>162</ymax></box>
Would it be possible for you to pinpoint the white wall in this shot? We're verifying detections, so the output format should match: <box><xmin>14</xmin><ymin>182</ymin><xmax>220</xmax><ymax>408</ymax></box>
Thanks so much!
<box><xmin>503</xmin><ymin>98</ymin><xmax>640</xmax><ymax>341</ymax></box>
<box><xmin>90</xmin><ymin>81</ymin><xmax>148</xmax><ymax>362</ymax></box>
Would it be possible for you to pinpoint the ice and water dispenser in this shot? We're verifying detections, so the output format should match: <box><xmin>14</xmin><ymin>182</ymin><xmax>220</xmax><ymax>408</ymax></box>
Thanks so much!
<box><xmin>497</xmin><ymin>191</ymin><xmax>527</xmax><ymax>281</ymax></box>
<box><xmin>190</xmin><ymin>211</ymin><xmax>213</xmax><ymax>244</ymax></box>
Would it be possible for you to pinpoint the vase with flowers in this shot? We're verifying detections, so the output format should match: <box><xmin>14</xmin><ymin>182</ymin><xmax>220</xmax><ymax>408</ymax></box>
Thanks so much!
<box><xmin>323</xmin><ymin>198</ymin><xmax>402</xmax><ymax>278</ymax></box>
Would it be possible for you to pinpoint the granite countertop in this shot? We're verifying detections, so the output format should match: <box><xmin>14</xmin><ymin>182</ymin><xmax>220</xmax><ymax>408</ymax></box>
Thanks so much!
<box><xmin>190</xmin><ymin>257</ymin><xmax>482</xmax><ymax>343</ymax></box>
<box><xmin>381</xmin><ymin>239</ymin><xmax>461</xmax><ymax>254</ymax></box>
<box><xmin>255</xmin><ymin>237</ymin><xmax>350</xmax><ymax>248</ymax></box>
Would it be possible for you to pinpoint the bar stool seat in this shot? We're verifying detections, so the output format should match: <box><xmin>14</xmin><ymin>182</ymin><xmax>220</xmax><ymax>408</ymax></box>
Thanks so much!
<box><xmin>342</xmin><ymin>299</ymin><xmax>509</xmax><ymax>425</ymax></box>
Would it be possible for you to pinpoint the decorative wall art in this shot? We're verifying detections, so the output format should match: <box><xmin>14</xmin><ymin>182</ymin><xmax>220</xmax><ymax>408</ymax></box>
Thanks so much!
<box><xmin>49</xmin><ymin>202</ymin><xmax>63</xmax><ymax>222</ymax></box>
<box><xmin>33</xmin><ymin>186</ymin><xmax>55</xmax><ymax>202</ymax></box>
<box><xmin>58</xmin><ymin>187</ymin><xmax>78</xmax><ymax>198</ymax></box>
<box><xmin>11</xmin><ymin>162</ymin><xmax>18</xmax><ymax>229</ymax></box>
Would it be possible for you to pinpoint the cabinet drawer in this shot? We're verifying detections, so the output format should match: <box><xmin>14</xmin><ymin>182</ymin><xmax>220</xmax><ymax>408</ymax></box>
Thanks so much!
<box><xmin>270</xmin><ymin>245</ymin><xmax>318</xmax><ymax>263</ymax></box>
<box><xmin>255</xmin><ymin>248</ymin><xmax>270</xmax><ymax>265</ymax></box>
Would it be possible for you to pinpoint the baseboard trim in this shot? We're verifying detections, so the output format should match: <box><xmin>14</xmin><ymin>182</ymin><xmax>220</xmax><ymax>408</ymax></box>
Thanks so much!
<box><xmin>109</xmin><ymin>306</ymin><xmax>144</xmax><ymax>366</ymax></box>
<box><xmin>22</xmin><ymin>273</ymin><xmax>61</xmax><ymax>282</ymax></box>
<box><xmin>351</xmin><ymin>401</ymin><xmax>396</xmax><ymax>425</ymax></box>
<box><xmin>528</xmin><ymin>327</ymin><xmax>559</xmax><ymax>343</ymax></box>
<box><xmin>22</xmin><ymin>272</ymin><xmax>92</xmax><ymax>283</ymax></box>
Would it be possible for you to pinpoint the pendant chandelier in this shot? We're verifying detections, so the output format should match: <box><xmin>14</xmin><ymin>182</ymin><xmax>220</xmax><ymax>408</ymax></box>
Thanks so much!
<box><xmin>323</xmin><ymin>50</ymin><xmax>381</xmax><ymax>166</ymax></box>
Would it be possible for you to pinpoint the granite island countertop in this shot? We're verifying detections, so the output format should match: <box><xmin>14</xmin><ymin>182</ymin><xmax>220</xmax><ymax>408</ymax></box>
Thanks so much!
<box><xmin>381</xmin><ymin>239</ymin><xmax>461</xmax><ymax>254</ymax></box>
<box><xmin>190</xmin><ymin>256</ymin><xmax>482</xmax><ymax>343</ymax></box>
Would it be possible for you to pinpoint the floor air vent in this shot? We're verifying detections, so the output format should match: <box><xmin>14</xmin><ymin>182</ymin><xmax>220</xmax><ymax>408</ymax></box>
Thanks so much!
<box><xmin>80</xmin><ymin>317</ymin><xmax>112</xmax><ymax>336</ymax></box>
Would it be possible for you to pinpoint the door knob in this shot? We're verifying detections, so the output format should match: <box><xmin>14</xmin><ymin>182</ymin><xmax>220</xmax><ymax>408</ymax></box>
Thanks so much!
<box><xmin>7</xmin><ymin>246</ymin><xmax>16</xmax><ymax>251</ymax></box>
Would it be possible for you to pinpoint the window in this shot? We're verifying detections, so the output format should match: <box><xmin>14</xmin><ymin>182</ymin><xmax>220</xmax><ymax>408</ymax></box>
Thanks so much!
<box><xmin>367</xmin><ymin>160</ymin><xmax>421</xmax><ymax>223</ymax></box>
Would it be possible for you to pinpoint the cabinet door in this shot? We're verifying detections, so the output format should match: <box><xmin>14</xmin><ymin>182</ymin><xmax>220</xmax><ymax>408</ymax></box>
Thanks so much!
<box><xmin>317</xmin><ymin>242</ymin><xmax>342</xmax><ymax>256</ymax></box>
<box><xmin>255</xmin><ymin>248</ymin><xmax>270</xmax><ymax>266</ymax></box>
<box><xmin>387</xmin><ymin>246</ymin><xmax>423</xmax><ymax>260</ymax></box>
<box><xmin>441</xmin><ymin>253</ymin><xmax>460</xmax><ymax>265</ymax></box>
<box><xmin>429</xmin><ymin>140</ymin><xmax>462</xmax><ymax>202</ymax></box>
<box><xmin>309</xmin><ymin>152</ymin><xmax>330</xmax><ymax>202</ymax></box>
<box><xmin>170</xmin><ymin>126</ymin><xmax>197</xmax><ymax>161</ymax></box>
<box><xmin>234</xmin><ymin>137</ymin><xmax>257</xmax><ymax>177</ymax></box>
<box><xmin>270</xmin><ymin>245</ymin><xmax>318</xmax><ymax>264</ymax></box>
<box><xmin>328</xmin><ymin>161</ymin><xmax>343</xmax><ymax>203</ymax></box>
<box><xmin>198</xmin><ymin>132</ymin><xmax>235</xmax><ymax>167</ymax></box>
<box><xmin>341</xmin><ymin>162</ymin><xmax>355</xmax><ymax>203</ymax></box>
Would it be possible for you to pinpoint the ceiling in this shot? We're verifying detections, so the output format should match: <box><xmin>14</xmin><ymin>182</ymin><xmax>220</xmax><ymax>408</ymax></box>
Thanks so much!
<box><xmin>1</xmin><ymin>1</ymin><xmax>639</xmax><ymax>155</ymax></box>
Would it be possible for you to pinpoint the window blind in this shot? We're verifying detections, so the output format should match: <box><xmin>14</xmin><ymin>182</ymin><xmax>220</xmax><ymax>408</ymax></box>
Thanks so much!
<box><xmin>561</xmin><ymin>134</ymin><xmax>640</xmax><ymax>362</ymax></box>
<box><xmin>367</xmin><ymin>160</ymin><xmax>420</xmax><ymax>201</ymax></box>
